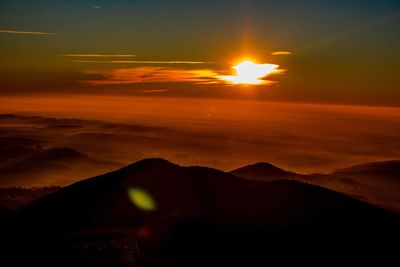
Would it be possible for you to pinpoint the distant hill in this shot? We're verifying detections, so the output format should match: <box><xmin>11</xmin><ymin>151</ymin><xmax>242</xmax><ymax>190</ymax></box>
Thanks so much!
<box><xmin>0</xmin><ymin>137</ymin><xmax>43</xmax><ymax>150</ymax></box>
<box><xmin>325</xmin><ymin>160</ymin><xmax>400</xmax><ymax>213</ymax></box>
<box><xmin>0</xmin><ymin>147</ymin><xmax>121</xmax><ymax>187</ymax></box>
<box><xmin>230</xmin><ymin>162</ymin><xmax>297</xmax><ymax>181</ymax></box>
<box><xmin>230</xmin><ymin>160</ymin><xmax>400</xmax><ymax>213</ymax></box>
<box><xmin>0</xmin><ymin>146</ymin><xmax>37</xmax><ymax>168</ymax></box>
<box><xmin>0</xmin><ymin>186</ymin><xmax>61</xmax><ymax>210</ymax></box>
<box><xmin>332</xmin><ymin>160</ymin><xmax>400</xmax><ymax>184</ymax></box>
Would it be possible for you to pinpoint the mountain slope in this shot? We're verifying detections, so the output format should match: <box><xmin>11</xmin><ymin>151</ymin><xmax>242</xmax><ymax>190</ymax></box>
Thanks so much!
<box><xmin>23</xmin><ymin>158</ymin><xmax>397</xmax><ymax>230</ymax></box>
<box><xmin>18</xmin><ymin>158</ymin><xmax>400</xmax><ymax>266</ymax></box>
<box><xmin>22</xmin><ymin>158</ymin><xmax>246</xmax><ymax>229</ymax></box>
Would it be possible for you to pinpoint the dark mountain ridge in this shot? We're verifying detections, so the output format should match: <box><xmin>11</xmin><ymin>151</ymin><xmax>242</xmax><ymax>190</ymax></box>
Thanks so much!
<box><xmin>231</xmin><ymin>159</ymin><xmax>400</xmax><ymax>212</ymax></box>
<box><xmin>230</xmin><ymin>161</ymin><xmax>297</xmax><ymax>181</ymax></box>
<box><xmin>23</xmin><ymin>158</ymin><xmax>397</xmax><ymax>230</ymax></box>
<box><xmin>333</xmin><ymin>160</ymin><xmax>400</xmax><ymax>182</ymax></box>
<box><xmin>4</xmin><ymin>158</ymin><xmax>398</xmax><ymax>266</ymax></box>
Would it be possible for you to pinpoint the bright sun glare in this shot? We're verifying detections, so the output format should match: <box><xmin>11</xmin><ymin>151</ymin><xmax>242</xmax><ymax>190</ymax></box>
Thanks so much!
<box><xmin>221</xmin><ymin>60</ymin><xmax>279</xmax><ymax>85</ymax></box>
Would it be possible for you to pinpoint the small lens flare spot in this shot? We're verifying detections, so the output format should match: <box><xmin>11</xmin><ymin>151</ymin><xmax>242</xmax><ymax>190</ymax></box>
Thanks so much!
<box><xmin>128</xmin><ymin>187</ymin><xmax>156</xmax><ymax>211</ymax></box>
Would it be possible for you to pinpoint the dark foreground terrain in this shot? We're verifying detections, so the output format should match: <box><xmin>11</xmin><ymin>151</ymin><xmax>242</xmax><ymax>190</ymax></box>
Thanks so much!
<box><xmin>1</xmin><ymin>158</ymin><xmax>399</xmax><ymax>266</ymax></box>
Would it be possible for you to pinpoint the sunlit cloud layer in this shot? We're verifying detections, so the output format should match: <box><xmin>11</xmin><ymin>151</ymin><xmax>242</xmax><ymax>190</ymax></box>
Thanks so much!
<box><xmin>137</xmin><ymin>89</ymin><xmax>170</xmax><ymax>93</ymax></box>
<box><xmin>271</xmin><ymin>51</ymin><xmax>292</xmax><ymax>55</ymax></box>
<box><xmin>81</xmin><ymin>60</ymin><xmax>285</xmax><ymax>86</ymax></box>
<box><xmin>0</xmin><ymin>99</ymin><xmax>399</xmax><ymax>177</ymax></box>
<box><xmin>81</xmin><ymin>67</ymin><xmax>219</xmax><ymax>85</ymax></box>
<box><xmin>0</xmin><ymin>29</ymin><xmax>53</xmax><ymax>35</ymax></box>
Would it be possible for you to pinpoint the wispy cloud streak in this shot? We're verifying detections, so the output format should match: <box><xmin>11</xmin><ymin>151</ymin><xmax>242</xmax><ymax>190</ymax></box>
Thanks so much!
<box><xmin>0</xmin><ymin>29</ymin><xmax>53</xmax><ymax>35</ymax></box>
<box><xmin>63</xmin><ymin>54</ymin><xmax>136</xmax><ymax>58</ymax></box>
<box><xmin>68</xmin><ymin>60</ymin><xmax>212</xmax><ymax>64</ymax></box>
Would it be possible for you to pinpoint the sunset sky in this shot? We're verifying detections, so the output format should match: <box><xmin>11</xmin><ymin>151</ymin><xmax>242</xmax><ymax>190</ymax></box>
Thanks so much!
<box><xmin>1</xmin><ymin>0</ymin><xmax>400</xmax><ymax>106</ymax></box>
<box><xmin>1</xmin><ymin>4</ymin><xmax>400</xmax><ymax>265</ymax></box>
<box><xmin>1</xmin><ymin>1</ymin><xmax>400</xmax><ymax>178</ymax></box>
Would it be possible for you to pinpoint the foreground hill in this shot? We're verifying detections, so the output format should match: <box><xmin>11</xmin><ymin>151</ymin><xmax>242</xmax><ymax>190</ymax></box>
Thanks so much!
<box><xmin>0</xmin><ymin>204</ymin><xmax>15</xmax><ymax>226</ymax></box>
<box><xmin>23</xmin><ymin>158</ymin><xmax>396</xmax><ymax>230</ymax></box>
<box><xmin>0</xmin><ymin>204</ymin><xmax>18</xmax><ymax>246</ymax></box>
<box><xmin>18</xmin><ymin>158</ymin><xmax>399</xmax><ymax>266</ymax></box>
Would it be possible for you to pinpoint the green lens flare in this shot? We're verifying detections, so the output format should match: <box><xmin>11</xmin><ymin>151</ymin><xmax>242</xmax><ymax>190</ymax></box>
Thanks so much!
<box><xmin>128</xmin><ymin>187</ymin><xmax>156</xmax><ymax>211</ymax></box>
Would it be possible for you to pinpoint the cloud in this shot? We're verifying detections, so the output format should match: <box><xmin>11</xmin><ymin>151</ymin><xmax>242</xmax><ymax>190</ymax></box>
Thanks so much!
<box><xmin>271</xmin><ymin>51</ymin><xmax>292</xmax><ymax>56</ymax></box>
<box><xmin>81</xmin><ymin>67</ymin><xmax>219</xmax><ymax>85</ymax></box>
<box><xmin>68</xmin><ymin>60</ymin><xmax>212</xmax><ymax>64</ymax></box>
<box><xmin>79</xmin><ymin>61</ymin><xmax>285</xmax><ymax>86</ymax></box>
<box><xmin>64</xmin><ymin>54</ymin><xmax>136</xmax><ymax>58</ymax></box>
<box><xmin>137</xmin><ymin>89</ymin><xmax>170</xmax><ymax>93</ymax></box>
<box><xmin>0</xmin><ymin>29</ymin><xmax>53</xmax><ymax>35</ymax></box>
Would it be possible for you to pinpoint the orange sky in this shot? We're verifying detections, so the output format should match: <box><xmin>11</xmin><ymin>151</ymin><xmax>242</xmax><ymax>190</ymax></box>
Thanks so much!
<box><xmin>1</xmin><ymin>1</ymin><xmax>400</xmax><ymax>106</ymax></box>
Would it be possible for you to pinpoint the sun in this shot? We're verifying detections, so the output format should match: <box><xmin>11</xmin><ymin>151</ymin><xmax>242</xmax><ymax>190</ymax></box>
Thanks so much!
<box><xmin>220</xmin><ymin>60</ymin><xmax>280</xmax><ymax>85</ymax></box>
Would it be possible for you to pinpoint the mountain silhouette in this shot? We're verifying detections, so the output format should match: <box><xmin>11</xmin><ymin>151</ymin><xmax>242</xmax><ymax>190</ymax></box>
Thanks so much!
<box><xmin>23</xmin><ymin>158</ymin><xmax>398</xmax><ymax>231</ymax></box>
<box><xmin>326</xmin><ymin>160</ymin><xmax>400</xmax><ymax>213</ymax></box>
<box><xmin>19</xmin><ymin>158</ymin><xmax>399</xmax><ymax>265</ymax></box>
<box><xmin>0</xmin><ymin>187</ymin><xmax>61</xmax><ymax>210</ymax></box>
<box><xmin>332</xmin><ymin>160</ymin><xmax>400</xmax><ymax>184</ymax></box>
<box><xmin>22</xmin><ymin>158</ymin><xmax>246</xmax><ymax>229</ymax></box>
<box><xmin>230</xmin><ymin>162</ymin><xmax>297</xmax><ymax>181</ymax></box>
<box><xmin>229</xmin><ymin>160</ymin><xmax>400</xmax><ymax>213</ymax></box>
